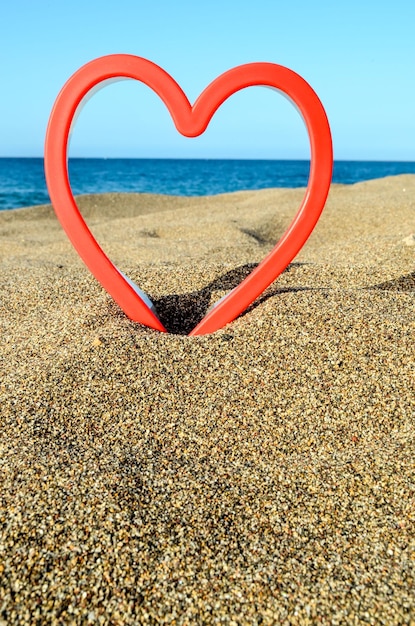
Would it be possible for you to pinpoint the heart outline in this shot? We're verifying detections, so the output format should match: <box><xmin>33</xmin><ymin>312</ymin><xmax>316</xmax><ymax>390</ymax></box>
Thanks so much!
<box><xmin>44</xmin><ymin>54</ymin><xmax>333</xmax><ymax>336</ymax></box>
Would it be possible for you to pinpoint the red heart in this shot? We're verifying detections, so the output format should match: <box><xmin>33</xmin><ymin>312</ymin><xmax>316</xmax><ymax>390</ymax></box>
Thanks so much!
<box><xmin>44</xmin><ymin>54</ymin><xmax>332</xmax><ymax>336</ymax></box>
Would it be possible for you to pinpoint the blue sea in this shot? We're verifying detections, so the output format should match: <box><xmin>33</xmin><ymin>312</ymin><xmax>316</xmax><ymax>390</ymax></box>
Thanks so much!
<box><xmin>1</xmin><ymin>157</ymin><xmax>415</xmax><ymax>211</ymax></box>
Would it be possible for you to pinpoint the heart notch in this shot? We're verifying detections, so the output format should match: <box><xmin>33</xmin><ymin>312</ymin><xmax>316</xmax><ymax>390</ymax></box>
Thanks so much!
<box><xmin>44</xmin><ymin>54</ymin><xmax>333</xmax><ymax>336</ymax></box>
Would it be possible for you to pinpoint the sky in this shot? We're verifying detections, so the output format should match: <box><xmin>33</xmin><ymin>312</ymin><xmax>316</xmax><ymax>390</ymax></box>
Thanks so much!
<box><xmin>0</xmin><ymin>0</ymin><xmax>414</xmax><ymax>160</ymax></box>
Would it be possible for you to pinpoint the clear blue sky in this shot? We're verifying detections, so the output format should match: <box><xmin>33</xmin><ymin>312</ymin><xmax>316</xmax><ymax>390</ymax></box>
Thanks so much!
<box><xmin>1</xmin><ymin>0</ymin><xmax>414</xmax><ymax>160</ymax></box>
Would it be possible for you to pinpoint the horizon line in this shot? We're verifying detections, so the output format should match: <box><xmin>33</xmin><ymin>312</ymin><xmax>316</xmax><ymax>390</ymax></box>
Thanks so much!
<box><xmin>1</xmin><ymin>156</ymin><xmax>415</xmax><ymax>163</ymax></box>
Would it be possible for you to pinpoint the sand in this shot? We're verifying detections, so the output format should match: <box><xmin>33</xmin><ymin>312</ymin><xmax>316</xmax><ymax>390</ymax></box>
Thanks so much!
<box><xmin>0</xmin><ymin>175</ymin><xmax>414</xmax><ymax>624</ymax></box>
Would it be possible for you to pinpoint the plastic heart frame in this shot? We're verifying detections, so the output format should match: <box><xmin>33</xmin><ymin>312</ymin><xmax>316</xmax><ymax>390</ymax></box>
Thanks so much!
<box><xmin>44</xmin><ymin>54</ymin><xmax>332</xmax><ymax>335</ymax></box>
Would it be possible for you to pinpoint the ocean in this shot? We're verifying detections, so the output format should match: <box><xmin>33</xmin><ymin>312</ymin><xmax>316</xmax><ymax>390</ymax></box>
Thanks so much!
<box><xmin>1</xmin><ymin>157</ymin><xmax>415</xmax><ymax>211</ymax></box>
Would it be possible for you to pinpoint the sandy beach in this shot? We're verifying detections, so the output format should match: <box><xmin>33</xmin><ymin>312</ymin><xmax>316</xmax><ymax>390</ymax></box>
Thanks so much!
<box><xmin>1</xmin><ymin>175</ymin><xmax>415</xmax><ymax>624</ymax></box>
